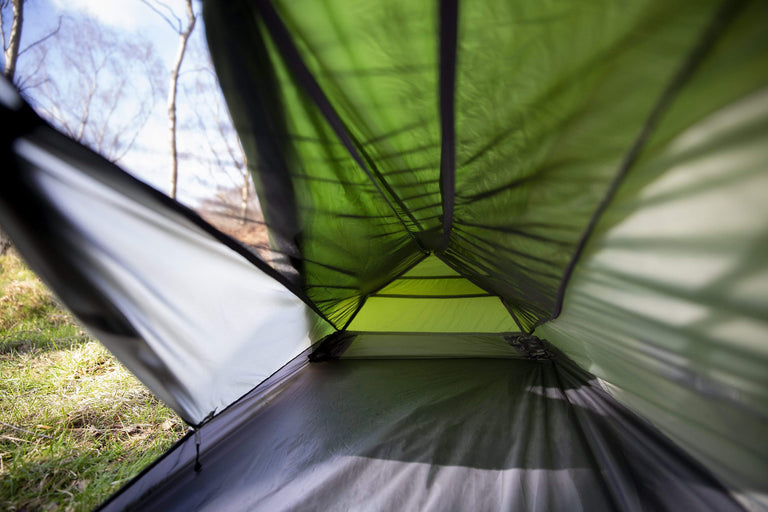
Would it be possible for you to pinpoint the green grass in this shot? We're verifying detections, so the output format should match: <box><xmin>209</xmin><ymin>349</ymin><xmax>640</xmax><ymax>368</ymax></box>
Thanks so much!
<box><xmin>0</xmin><ymin>251</ymin><xmax>185</xmax><ymax>511</ymax></box>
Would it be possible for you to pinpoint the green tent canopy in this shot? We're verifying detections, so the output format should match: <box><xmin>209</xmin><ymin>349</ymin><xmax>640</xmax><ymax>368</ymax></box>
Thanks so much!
<box><xmin>1</xmin><ymin>0</ymin><xmax>766</xmax><ymax>510</ymax></box>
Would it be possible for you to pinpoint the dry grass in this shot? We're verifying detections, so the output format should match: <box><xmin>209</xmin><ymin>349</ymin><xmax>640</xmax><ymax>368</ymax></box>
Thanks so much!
<box><xmin>0</xmin><ymin>251</ymin><xmax>185</xmax><ymax>511</ymax></box>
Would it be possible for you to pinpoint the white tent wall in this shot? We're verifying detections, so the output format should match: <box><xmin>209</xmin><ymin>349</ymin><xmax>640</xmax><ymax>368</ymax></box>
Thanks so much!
<box><xmin>0</xmin><ymin>84</ymin><xmax>329</xmax><ymax>426</ymax></box>
<box><xmin>537</xmin><ymin>88</ymin><xmax>768</xmax><ymax>510</ymax></box>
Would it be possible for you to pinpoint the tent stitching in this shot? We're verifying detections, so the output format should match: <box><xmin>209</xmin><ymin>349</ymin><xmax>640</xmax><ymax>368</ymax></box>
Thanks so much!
<box><xmin>550</xmin><ymin>364</ymin><xmax>630</xmax><ymax>511</ymax></box>
<box><xmin>255</xmin><ymin>0</ymin><xmax>428</xmax><ymax>243</ymax></box>
<box><xmin>338</xmin><ymin>251</ymin><xmax>430</xmax><ymax>331</ymax></box>
<box><xmin>2</xmin><ymin>98</ymin><xmax>339</xmax><ymax>328</ymax></box>
<box><xmin>438</xmin><ymin>0</ymin><xmax>459</xmax><ymax>250</ymax></box>
<box><xmin>540</xmin><ymin>0</ymin><xmax>745</xmax><ymax>330</ymax></box>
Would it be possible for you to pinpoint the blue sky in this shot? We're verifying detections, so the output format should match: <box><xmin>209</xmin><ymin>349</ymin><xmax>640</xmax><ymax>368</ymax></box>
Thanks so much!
<box><xmin>31</xmin><ymin>0</ymin><xmax>186</xmax><ymax>65</ymax></box>
<box><xmin>9</xmin><ymin>0</ymin><xmax>245</xmax><ymax>207</ymax></box>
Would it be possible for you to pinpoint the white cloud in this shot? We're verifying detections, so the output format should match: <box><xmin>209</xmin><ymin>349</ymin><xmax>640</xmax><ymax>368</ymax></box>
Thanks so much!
<box><xmin>50</xmin><ymin>0</ymin><xmax>187</xmax><ymax>32</ymax></box>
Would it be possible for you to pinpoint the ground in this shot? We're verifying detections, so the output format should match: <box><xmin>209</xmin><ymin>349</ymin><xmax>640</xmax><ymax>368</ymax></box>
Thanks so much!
<box><xmin>0</xmin><ymin>250</ymin><xmax>185</xmax><ymax>511</ymax></box>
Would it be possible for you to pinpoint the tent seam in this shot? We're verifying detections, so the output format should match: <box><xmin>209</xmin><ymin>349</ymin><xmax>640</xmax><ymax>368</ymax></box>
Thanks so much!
<box><xmin>255</xmin><ymin>0</ymin><xmax>428</xmax><ymax>248</ymax></box>
<box><xmin>550</xmin><ymin>363</ymin><xmax>632</xmax><ymax>511</ymax></box>
<box><xmin>540</xmin><ymin>0</ymin><xmax>746</xmax><ymax>329</ymax></box>
<box><xmin>2</xmin><ymin>93</ymin><xmax>338</xmax><ymax>328</ymax></box>
<box><xmin>338</xmin><ymin>252</ymin><xmax>429</xmax><ymax>333</ymax></box>
<box><xmin>439</xmin><ymin>0</ymin><xmax>459</xmax><ymax>250</ymax></box>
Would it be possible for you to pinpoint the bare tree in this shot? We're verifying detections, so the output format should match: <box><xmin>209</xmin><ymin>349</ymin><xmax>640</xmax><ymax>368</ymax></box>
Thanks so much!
<box><xmin>195</xmin><ymin>84</ymin><xmax>251</xmax><ymax>225</ymax></box>
<box><xmin>2</xmin><ymin>1</ymin><xmax>62</xmax><ymax>87</ymax></box>
<box><xmin>178</xmin><ymin>47</ymin><xmax>256</xmax><ymax>225</ymax></box>
<box><xmin>239</xmin><ymin>155</ymin><xmax>251</xmax><ymax>224</ymax></box>
<box><xmin>0</xmin><ymin>0</ymin><xmax>22</xmax><ymax>80</ymax></box>
<box><xmin>142</xmin><ymin>0</ymin><xmax>196</xmax><ymax>200</ymax></box>
<box><xmin>0</xmin><ymin>0</ymin><xmax>60</xmax><ymax>255</ymax></box>
<box><xmin>23</xmin><ymin>16</ymin><xmax>163</xmax><ymax>163</ymax></box>
<box><xmin>0</xmin><ymin>0</ymin><xmax>23</xmax><ymax>256</ymax></box>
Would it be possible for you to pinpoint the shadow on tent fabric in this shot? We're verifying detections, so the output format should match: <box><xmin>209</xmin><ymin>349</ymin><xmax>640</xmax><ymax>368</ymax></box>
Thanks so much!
<box><xmin>101</xmin><ymin>355</ymin><xmax>744</xmax><ymax>512</ymax></box>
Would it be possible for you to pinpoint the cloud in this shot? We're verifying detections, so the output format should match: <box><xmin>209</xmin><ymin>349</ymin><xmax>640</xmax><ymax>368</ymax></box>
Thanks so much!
<box><xmin>50</xmin><ymin>0</ymin><xmax>187</xmax><ymax>32</ymax></box>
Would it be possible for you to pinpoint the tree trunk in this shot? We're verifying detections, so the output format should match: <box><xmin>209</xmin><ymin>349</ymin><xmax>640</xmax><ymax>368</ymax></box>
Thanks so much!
<box><xmin>240</xmin><ymin>167</ymin><xmax>249</xmax><ymax>225</ymax></box>
<box><xmin>2</xmin><ymin>0</ymin><xmax>23</xmax><ymax>81</ymax></box>
<box><xmin>167</xmin><ymin>0</ymin><xmax>196</xmax><ymax>200</ymax></box>
<box><xmin>1</xmin><ymin>0</ymin><xmax>23</xmax><ymax>254</ymax></box>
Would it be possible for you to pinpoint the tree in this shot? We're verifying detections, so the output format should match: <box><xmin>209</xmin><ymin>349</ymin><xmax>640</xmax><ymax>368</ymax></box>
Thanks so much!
<box><xmin>173</xmin><ymin>38</ymin><xmax>261</xmax><ymax>226</ymax></box>
<box><xmin>186</xmin><ymin>70</ymin><xmax>253</xmax><ymax>224</ymax></box>
<box><xmin>22</xmin><ymin>15</ymin><xmax>163</xmax><ymax>163</ymax></box>
<box><xmin>1</xmin><ymin>0</ymin><xmax>60</xmax><ymax>255</ymax></box>
<box><xmin>0</xmin><ymin>0</ymin><xmax>22</xmax><ymax>81</ymax></box>
<box><xmin>1</xmin><ymin>0</ymin><xmax>23</xmax><ymax>256</ymax></box>
<box><xmin>141</xmin><ymin>0</ymin><xmax>196</xmax><ymax>200</ymax></box>
<box><xmin>2</xmin><ymin>0</ymin><xmax>62</xmax><ymax>90</ymax></box>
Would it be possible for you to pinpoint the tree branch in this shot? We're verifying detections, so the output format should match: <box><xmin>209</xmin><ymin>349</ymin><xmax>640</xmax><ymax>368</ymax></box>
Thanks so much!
<box><xmin>0</xmin><ymin>3</ymin><xmax>8</xmax><ymax>52</ymax></box>
<box><xmin>18</xmin><ymin>15</ymin><xmax>62</xmax><ymax>57</ymax></box>
<box><xmin>3</xmin><ymin>0</ymin><xmax>23</xmax><ymax>81</ymax></box>
<box><xmin>165</xmin><ymin>0</ymin><xmax>196</xmax><ymax>199</ymax></box>
<box><xmin>139</xmin><ymin>0</ymin><xmax>181</xmax><ymax>33</ymax></box>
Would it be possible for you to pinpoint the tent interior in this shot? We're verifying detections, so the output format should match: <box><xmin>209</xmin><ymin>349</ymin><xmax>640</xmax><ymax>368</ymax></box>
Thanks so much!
<box><xmin>1</xmin><ymin>0</ymin><xmax>767</xmax><ymax>510</ymax></box>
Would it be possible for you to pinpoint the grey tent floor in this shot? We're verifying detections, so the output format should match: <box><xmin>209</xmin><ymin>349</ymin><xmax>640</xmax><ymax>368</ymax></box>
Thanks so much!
<box><xmin>103</xmin><ymin>357</ymin><xmax>742</xmax><ymax>512</ymax></box>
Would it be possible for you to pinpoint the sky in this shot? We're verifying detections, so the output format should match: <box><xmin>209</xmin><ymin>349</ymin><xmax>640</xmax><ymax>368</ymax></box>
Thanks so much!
<box><xmin>50</xmin><ymin>0</ymin><xmax>181</xmax><ymax>35</ymax></box>
<box><xmin>10</xmin><ymin>0</ymin><xmax>244</xmax><ymax>207</ymax></box>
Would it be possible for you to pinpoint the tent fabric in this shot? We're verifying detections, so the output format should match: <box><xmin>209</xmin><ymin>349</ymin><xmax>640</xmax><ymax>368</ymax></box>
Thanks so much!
<box><xmin>347</xmin><ymin>255</ymin><xmax>521</xmax><ymax>332</ymax></box>
<box><xmin>537</xmin><ymin>86</ymin><xmax>768</xmax><ymax>509</ymax></box>
<box><xmin>99</xmin><ymin>353</ymin><xmax>744</xmax><ymax>512</ymax></box>
<box><xmin>0</xmin><ymin>87</ymin><xmax>329</xmax><ymax>425</ymax></box>
<box><xmin>200</xmin><ymin>0</ymin><xmax>768</xmax><ymax>506</ymax></box>
<box><xmin>340</xmin><ymin>332</ymin><xmax>523</xmax><ymax>359</ymax></box>
<box><xmin>205</xmin><ymin>0</ymin><xmax>765</xmax><ymax>332</ymax></box>
<box><xmin>0</xmin><ymin>0</ymin><xmax>766</xmax><ymax>510</ymax></box>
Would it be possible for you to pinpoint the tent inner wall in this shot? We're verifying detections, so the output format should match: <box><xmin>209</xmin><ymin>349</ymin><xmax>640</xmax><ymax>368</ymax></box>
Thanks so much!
<box><xmin>99</xmin><ymin>354</ymin><xmax>743</xmax><ymax>512</ymax></box>
<box><xmin>1</xmin><ymin>0</ymin><xmax>766</xmax><ymax>508</ymax></box>
<box><xmin>348</xmin><ymin>255</ymin><xmax>521</xmax><ymax>333</ymax></box>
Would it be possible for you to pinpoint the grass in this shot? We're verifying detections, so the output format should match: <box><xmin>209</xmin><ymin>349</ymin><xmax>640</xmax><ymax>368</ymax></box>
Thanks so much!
<box><xmin>0</xmin><ymin>251</ymin><xmax>186</xmax><ymax>511</ymax></box>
